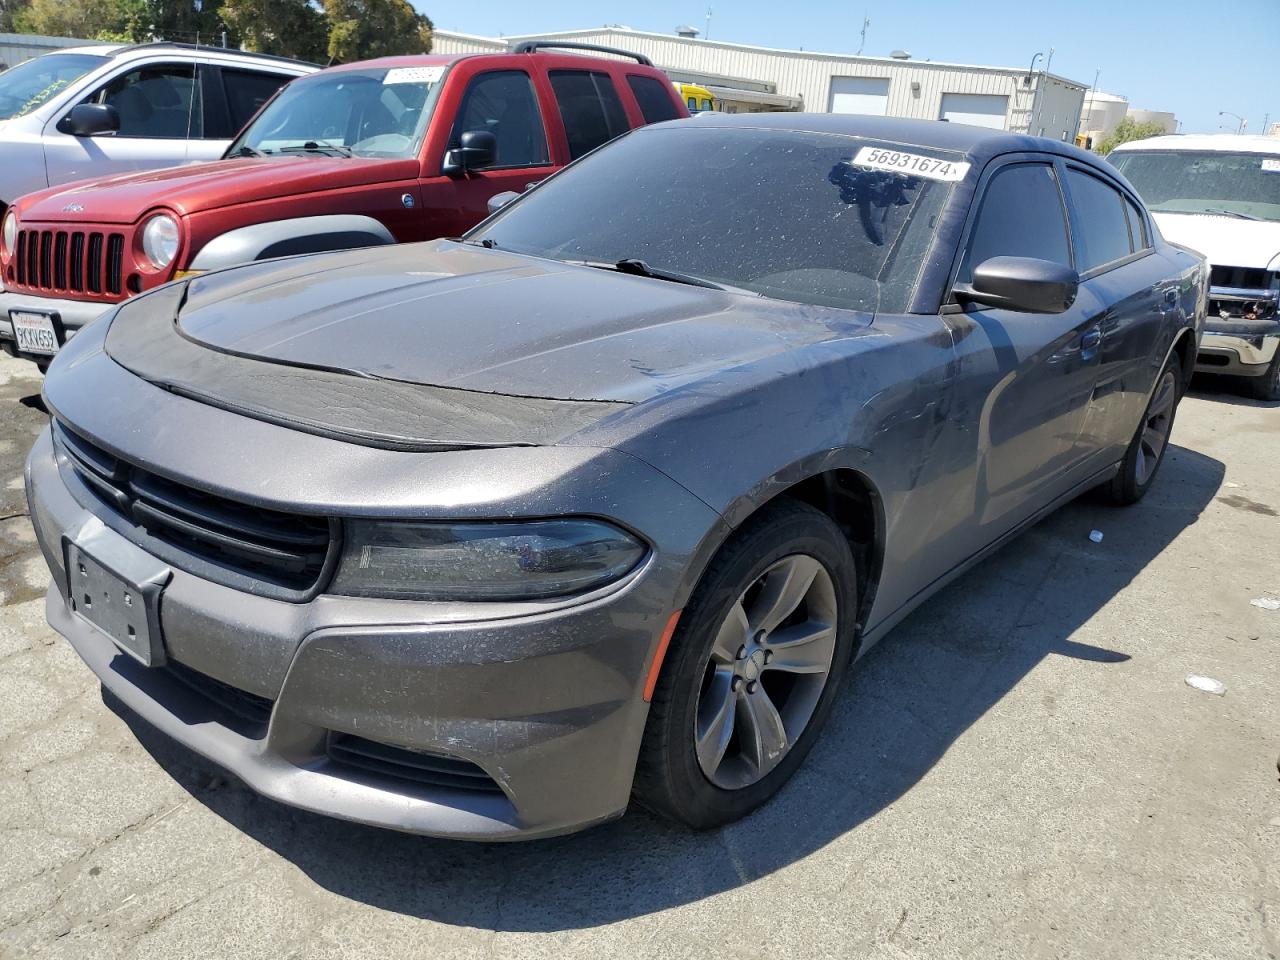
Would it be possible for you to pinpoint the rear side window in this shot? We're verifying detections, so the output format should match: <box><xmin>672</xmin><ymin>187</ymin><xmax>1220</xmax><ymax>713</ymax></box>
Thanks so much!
<box><xmin>960</xmin><ymin>163</ymin><xmax>1071</xmax><ymax>282</ymax></box>
<box><xmin>222</xmin><ymin>69</ymin><xmax>290</xmax><ymax>132</ymax></box>
<box><xmin>626</xmin><ymin>74</ymin><xmax>679</xmax><ymax>124</ymax></box>
<box><xmin>1123</xmin><ymin>195</ymin><xmax>1149</xmax><ymax>251</ymax></box>
<box><xmin>1065</xmin><ymin>168</ymin><xmax>1132</xmax><ymax>271</ymax></box>
<box><xmin>452</xmin><ymin>70</ymin><xmax>550</xmax><ymax>169</ymax></box>
<box><xmin>549</xmin><ymin>71</ymin><xmax>630</xmax><ymax>160</ymax></box>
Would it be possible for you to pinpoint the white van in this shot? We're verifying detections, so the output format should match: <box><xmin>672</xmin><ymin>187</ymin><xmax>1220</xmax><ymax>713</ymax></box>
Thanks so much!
<box><xmin>1111</xmin><ymin>135</ymin><xmax>1280</xmax><ymax>399</ymax></box>
<box><xmin>0</xmin><ymin>42</ymin><xmax>313</xmax><ymax>217</ymax></box>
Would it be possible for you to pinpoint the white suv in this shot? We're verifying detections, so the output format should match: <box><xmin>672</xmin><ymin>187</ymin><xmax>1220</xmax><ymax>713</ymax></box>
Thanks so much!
<box><xmin>1111</xmin><ymin>135</ymin><xmax>1280</xmax><ymax>400</ymax></box>
<box><xmin>0</xmin><ymin>42</ymin><xmax>314</xmax><ymax>217</ymax></box>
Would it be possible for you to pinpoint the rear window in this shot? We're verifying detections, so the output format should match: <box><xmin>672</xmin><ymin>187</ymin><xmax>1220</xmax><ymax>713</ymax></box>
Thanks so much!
<box><xmin>1065</xmin><ymin>168</ymin><xmax>1132</xmax><ymax>271</ymax></box>
<box><xmin>222</xmin><ymin>69</ymin><xmax>291</xmax><ymax>132</ymax></box>
<box><xmin>549</xmin><ymin>71</ymin><xmax>630</xmax><ymax>160</ymax></box>
<box><xmin>626</xmin><ymin>74</ymin><xmax>679</xmax><ymax>124</ymax></box>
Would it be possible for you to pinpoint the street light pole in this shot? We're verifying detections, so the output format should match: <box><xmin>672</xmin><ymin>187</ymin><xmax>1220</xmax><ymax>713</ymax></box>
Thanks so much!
<box><xmin>1219</xmin><ymin>110</ymin><xmax>1245</xmax><ymax>134</ymax></box>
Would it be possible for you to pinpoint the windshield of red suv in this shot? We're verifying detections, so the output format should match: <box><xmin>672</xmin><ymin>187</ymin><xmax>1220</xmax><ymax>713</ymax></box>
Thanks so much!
<box><xmin>229</xmin><ymin>65</ymin><xmax>444</xmax><ymax>159</ymax></box>
<box><xmin>471</xmin><ymin>126</ymin><xmax>958</xmax><ymax>313</ymax></box>
<box><xmin>1111</xmin><ymin>149</ymin><xmax>1280</xmax><ymax>222</ymax></box>
<box><xmin>0</xmin><ymin>52</ymin><xmax>107</xmax><ymax>120</ymax></box>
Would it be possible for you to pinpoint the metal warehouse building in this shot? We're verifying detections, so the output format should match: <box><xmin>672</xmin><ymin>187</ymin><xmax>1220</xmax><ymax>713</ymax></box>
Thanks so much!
<box><xmin>434</xmin><ymin>26</ymin><xmax>1087</xmax><ymax>142</ymax></box>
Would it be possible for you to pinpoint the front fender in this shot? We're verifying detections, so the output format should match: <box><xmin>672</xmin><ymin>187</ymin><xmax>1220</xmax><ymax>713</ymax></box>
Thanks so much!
<box><xmin>188</xmin><ymin>215</ymin><xmax>395</xmax><ymax>271</ymax></box>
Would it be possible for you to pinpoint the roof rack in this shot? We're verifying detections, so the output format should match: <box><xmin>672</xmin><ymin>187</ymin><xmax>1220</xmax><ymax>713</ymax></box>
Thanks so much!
<box><xmin>112</xmin><ymin>41</ymin><xmax>319</xmax><ymax>68</ymax></box>
<box><xmin>510</xmin><ymin>41</ymin><xmax>653</xmax><ymax>66</ymax></box>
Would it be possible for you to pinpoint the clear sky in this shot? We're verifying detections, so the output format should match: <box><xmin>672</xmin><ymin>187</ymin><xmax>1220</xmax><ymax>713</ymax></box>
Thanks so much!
<box><xmin>420</xmin><ymin>0</ymin><xmax>1278</xmax><ymax>136</ymax></box>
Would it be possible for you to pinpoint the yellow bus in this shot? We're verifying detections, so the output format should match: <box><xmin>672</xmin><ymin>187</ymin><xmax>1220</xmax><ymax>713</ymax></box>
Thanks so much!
<box><xmin>673</xmin><ymin>82</ymin><xmax>716</xmax><ymax>114</ymax></box>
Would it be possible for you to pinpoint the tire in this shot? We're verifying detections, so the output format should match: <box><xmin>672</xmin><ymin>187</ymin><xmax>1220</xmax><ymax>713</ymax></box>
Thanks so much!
<box><xmin>1105</xmin><ymin>353</ymin><xmax>1182</xmax><ymax>505</ymax></box>
<box><xmin>1248</xmin><ymin>350</ymin><xmax>1280</xmax><ymax>402</ymax></box>
<box><xmin>634</xmin><ymin>498</ymin><xmax>859</xmax><ymax>829</ymax></box>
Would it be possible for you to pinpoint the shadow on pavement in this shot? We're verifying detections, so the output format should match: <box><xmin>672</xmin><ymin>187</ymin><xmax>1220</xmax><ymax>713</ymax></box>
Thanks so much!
<box><xmin>1187</xmin><ymin>372</ymin><xmax>1279</xmax><ymax>407</ymax></box>
<box><xmin>109</xmin><ymin>443</ymin><xmax>1225</xmax><ymax>931</ymax></box>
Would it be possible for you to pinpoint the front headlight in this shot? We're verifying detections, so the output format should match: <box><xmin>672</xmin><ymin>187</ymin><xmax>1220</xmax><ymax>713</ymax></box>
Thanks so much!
<box><xmin>2</xmin><ymin>210</ymin><xmax>16</xmax><ymax>254</ymax></box>
<box><xmin>331</xmin><ymin>518</ymin><xmax>647</xmax><ymax>601</ymax></box>
<box><xmin>140</xmin><ymin>213</ymin><xmax>179</xmax><ymax>270</ymax></box>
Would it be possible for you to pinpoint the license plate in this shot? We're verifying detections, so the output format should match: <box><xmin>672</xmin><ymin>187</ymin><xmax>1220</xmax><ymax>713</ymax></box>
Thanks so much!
<box><xmin>66</xmin><ymin>540</ymin><xmax>170</xmax><ymax>666</ymax></box>
<box><xmin>11</xmin><ymin>310</ymin><xmax>60</xmax><ymax>356</ymax></box>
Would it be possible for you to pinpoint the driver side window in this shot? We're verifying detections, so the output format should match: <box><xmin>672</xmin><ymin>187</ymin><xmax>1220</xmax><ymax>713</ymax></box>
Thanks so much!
<box><xmin>87</xmin><ymin>62</ymin><xmax>202</xmax><ymax>139</ymax></box>
<box><xmin>960</xmin><ymin>162</ymin><xmax>1071</xmax><ymax>283</ymax></box>
<box><xmin>451</xmin><ymin>70</ymin><xmax>549</xmax><ymax>169</ymax></box>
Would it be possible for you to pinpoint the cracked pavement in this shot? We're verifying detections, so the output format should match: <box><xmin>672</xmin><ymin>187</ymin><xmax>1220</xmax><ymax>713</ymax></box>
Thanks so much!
<box><xmin>0</xmin><ymin>351</ymin><xmax>1276</xmax><ymax>959</ymax></box>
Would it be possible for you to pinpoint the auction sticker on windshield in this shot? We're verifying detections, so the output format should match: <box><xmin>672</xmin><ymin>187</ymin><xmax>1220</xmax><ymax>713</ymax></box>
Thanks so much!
<box><xmin>1262</xmin><ymin>158</ymin><xmax>1280</xmax><ymax>173</ymax></box>
<box><xmin>851</xmin><ymin>147</ymin><xmax>970</xmax><ymax>182</ymax></box>
<box><xmin>383</xmin><ymin>66</ymin><xmax>443</xmax><ymax>85</ymax></box>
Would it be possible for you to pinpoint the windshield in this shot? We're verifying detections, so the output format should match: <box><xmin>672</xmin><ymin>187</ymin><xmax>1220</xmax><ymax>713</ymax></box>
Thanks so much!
<box><xmin>229</xmin><ymin>65</ymin><xmax>444</xmax><ymax>159</ymax></box>
<box><xmin>1111</xmin><ymin>149</ymin><xmax>1280</xmax><ymax>222</ymax></box>
<box><xmin>0</xmin><ymin>53</ymin><xmax>106</xmax><ymax>120</ymax></box>
<box><xmin>471</xmin><ymin>127</ymin><xmax>956</xmax><ymax>313</ymax></box>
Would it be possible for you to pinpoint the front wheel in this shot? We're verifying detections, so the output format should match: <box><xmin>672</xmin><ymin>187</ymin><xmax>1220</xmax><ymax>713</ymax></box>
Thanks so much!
<box><xmin>633</xmin><ymin>499</ymin><xmax>858</xmax><ymax>829</ymax></box>
<box><xmin>1105</xmin><ymin>353</ymin><xmax>1182</xmax><ymax>505</ymax></box>
<box><xmin>1248</xmin><ymin>350</ymin><xmax>1280</xmax><ymax>402</ymax></box>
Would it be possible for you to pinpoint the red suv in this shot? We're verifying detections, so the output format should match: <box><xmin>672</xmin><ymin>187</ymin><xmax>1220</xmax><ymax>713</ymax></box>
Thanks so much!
<box><xmin>0</xmin><ymin>42</ymin><xmax>687</xmax><ymax>366</ymax></box>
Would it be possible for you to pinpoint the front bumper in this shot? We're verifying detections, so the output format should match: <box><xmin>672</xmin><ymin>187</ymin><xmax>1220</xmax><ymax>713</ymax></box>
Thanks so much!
<box><xmin>26</xmin><ymin>424</ymin><xmax>711</xmax><ymax>840</ymax></box>
<box><xmin>1194</xmin><ymin>318</ymin><xmax>1280</xmax><ymax>376</ymax></box>
<box><xmin>0</xmin><ymin>288</ymin><xmax>115</xmax><ymax>360</ymax></box>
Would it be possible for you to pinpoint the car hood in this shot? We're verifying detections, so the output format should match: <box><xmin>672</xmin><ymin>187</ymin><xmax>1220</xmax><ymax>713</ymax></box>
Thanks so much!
<box><xmin>1151</xmin><ymin>211</ymin><xmax>1280</xmax><ymax>272</ymax></box>
<box><xmin>17</xmin><ymin>155</ymin><xmax>418</xmax><ymax>224</ymax></box>
<box><xmin>165</xmin><ymin>240</ymin><xmax>868</xmax><ymax>404</ymax></box>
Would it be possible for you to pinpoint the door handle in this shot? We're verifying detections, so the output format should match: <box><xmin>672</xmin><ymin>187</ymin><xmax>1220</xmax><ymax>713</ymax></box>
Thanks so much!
<box><xmin>1163</xmin><ymin>288</ymin><xmax>1178</xmax><ymax>305</ymax></box>
<box><xmin>1081</xmin><ymin>328</ymin><xmax>1102</xmax><ymax>351</ymax></box>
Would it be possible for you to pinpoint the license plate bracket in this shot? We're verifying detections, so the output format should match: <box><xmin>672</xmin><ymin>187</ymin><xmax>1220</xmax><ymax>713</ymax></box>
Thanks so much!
<box><xmin>64</xmin><ymin>533</ymin><xmax>171</xmax><ymax>667</ymax></box>
<box><xmin>10</xmin><ymin>309</ymin><xmax>64</xmax><ymax>357</ymax></box>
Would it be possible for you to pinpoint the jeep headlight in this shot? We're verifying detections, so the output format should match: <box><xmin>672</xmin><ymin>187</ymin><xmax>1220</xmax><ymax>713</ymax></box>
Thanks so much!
<box><xmin>140</xmin><ymin>213</ymin><xmax>180</xmax><ymax>270</ymax></box>
<box><xmin>331</xmin><ymin>519</ymin><xmax>646</xmax><ymax>601</ymax></box>
<box><xmin>2</xmin><ymin>210</ymin><xmax>16</xmax><ymax>254</ymax></box>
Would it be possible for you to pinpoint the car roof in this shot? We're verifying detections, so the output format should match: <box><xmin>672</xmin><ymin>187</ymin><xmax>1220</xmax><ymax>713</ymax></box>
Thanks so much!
<box><xmin>321</xmin><ymin>49</ymin><xmax>666</xmax><ymax>75</ymax></box>
<box><xmin>673</xmin><ymin>111</ymin><xmax>1110</xmax><ymax>168</ymax></box>
<box><xmin>1112</xmin><ymin>134</ymin><xmax>1280</xmax><ymax>155</ymax></box>
<box><xmin>58</xmin><ymin>45</ymin><xmax>126</xmax><ymax>57</ymax></box>
<box><xmin>104</xmin><ymin>42</ymin><xmax>315</xmax><ymax>70</ymax></box>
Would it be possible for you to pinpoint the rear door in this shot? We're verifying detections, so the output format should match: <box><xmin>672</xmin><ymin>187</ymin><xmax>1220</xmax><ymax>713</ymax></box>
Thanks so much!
<box><xmin>43</xmin><ymin>60</ymin><xmax>205</xmax><ymax>186</ymax></box>
<box><xmin>953</xmin><ymin>157</ymin><xmax>1104</xmax><ymax>532</ymax></box>
<box><xmin>199</xmin><ymin>64</ymin><xmax>296</xmax><ymax>149</ymax></box>
<box><xmin>1060</xmin><ymin>165</ymin><xmax>1173</xmax><ymax>461</ymax></box>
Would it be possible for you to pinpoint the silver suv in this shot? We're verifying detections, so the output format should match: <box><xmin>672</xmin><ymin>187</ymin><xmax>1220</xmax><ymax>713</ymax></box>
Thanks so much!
<box><xmin>0</xmin><ymin>42</ymin><xmax>314</xmax><ymax>217</ymax></box>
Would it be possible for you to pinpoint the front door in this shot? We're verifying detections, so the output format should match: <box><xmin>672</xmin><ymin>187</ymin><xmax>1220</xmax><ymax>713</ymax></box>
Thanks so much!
<box><xmin>43</xmin><ymin>61</ymin><xmax>204</xmax><ymax>187</ymax></box>
<box><xmin>956</xmin><ymin>159</ymin><xmax>1103</xmax><ymax>533</ymax></box>
<box><xmin>425</xmin><ymin>68</ymin><xmax>557</xmax><ymax>238</ymax></box>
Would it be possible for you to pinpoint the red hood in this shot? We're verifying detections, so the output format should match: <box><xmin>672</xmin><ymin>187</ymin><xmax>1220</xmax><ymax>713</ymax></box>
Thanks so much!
<box><xmin>15</xmin><ymin>155</ymin><xmax>419</xmax><ymax>225</ymax></box>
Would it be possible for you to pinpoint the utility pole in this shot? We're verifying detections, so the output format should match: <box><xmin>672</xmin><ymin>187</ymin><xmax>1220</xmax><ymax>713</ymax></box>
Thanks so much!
<box><xmin>856</xmin><ymin>14</ymin><xmax>871</xmax><ymax>56</ymax></box>
<box><xmin>704</xmin><ymin>6</ymin><xmax>712</xmax><ymax>41</ymax></box>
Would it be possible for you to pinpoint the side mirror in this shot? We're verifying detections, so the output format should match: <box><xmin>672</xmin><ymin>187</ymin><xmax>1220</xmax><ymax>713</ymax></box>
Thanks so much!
<box><xmin>486</xmin><ymin>190</ymin><xmax>520</xmax><ymax>215</ymax></box>
<box><xmin>61</xmin><ymin>103</ymin><xmax>121</xmax><ymax>137</ymax></box>
<box><xmin>954</xmin><ymin>256</ymin><xmax>1079</xmax><ymax>314</ymax></box>
<box><xmin>444</xmin><ymin>130</ymin><xmax>497</xmax><ymax>175</ymax></box>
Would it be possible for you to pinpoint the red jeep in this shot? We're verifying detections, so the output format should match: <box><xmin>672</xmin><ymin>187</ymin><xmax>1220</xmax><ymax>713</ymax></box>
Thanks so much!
<box><xmin>0</xmin><ymin>41</ymin><xmax>687</xmax><ymax>366</ymax></box>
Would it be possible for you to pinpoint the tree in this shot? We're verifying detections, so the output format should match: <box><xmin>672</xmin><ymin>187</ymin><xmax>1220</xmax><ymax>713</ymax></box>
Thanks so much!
<box><xmin>219</xmin><ymin>0</ymin><xmax>328</xmax><ymax>62</ymax></box>
<box><xmin>323</xmin><ymin>0</ymin><xmax>433</xmax><ymax>63</ymax></box>
<box><xmin>13</xmin><ymin>0</ymin><xmax>145</xmax><ymax>40</ymax></box>
<box><xmin>1097</xmin><ymin>117</ymin><xmax>1168</xmax><ymax>156</ymax></box>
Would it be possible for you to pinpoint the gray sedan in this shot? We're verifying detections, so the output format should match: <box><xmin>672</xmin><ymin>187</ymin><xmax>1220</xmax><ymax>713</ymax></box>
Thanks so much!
<box><xmin>27</xmin><ymin>114</ymin><xmax>1205</xmax><ymax>839</ymax></box>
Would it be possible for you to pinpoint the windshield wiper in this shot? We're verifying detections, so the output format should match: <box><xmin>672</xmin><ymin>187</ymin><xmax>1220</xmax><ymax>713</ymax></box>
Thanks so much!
<box><xmin>235</xmin><ymin>145</ymin><xmax>263</xmax><ymax>158</ymax></box>
<box><xmin>566</xmin><ymin>258</ymin><xmax>749</xmax><ymax>293</ymax></box>
<box><xmin>456</xmin><ymin>237</ymin><xmax>499</xmax><ymax>249</ymax></box>
<box><xmin>281</xmin><ymin>140</ymin><xmax>353</xmax><ymax>158</ymax></box>
<box><xmin>1204</xmin><ymin>207</ymin><xmax>1262</xmax><ymax>221</ymax></box>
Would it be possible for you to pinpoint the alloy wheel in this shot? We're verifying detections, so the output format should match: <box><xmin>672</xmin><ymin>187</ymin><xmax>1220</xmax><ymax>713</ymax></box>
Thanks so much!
<box><xmin>1135</xmin><ymin>370</ymin><xmax>1176</xmax><ymax>485</ymax></box>
<box><xmin>693</xmin><ymin>554</ymin><xmax>838</xmax><ymax>789</ymax></box>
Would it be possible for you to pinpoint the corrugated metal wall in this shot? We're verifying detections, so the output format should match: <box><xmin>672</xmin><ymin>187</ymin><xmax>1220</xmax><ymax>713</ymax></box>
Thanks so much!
<box><xmin>434</xmin><ymin>28</ymin><xmax>1085</xmax><ymax>141</ymax></box>
<box><xmin>0</xmin><ymin>33</ymin><xmax>90</xmax><ymax>69</ymax></box>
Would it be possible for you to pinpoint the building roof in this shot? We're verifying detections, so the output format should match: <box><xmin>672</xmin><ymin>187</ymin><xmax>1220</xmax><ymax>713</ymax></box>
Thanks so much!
<box><xmin>479</xmin><ymin>26</ymin><xmax>1087</xmax><ymax>88</ymax></box>
<box><xmin>1113</xmin><ymin>134</ymin><xmax>1280</xmax><ymax>154</ymax></box>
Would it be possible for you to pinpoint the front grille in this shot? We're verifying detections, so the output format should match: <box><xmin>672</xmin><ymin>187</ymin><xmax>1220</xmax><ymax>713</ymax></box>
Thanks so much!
<box><xmin>14</xmin><ymin>228</ymin><xmax>125</xmax><ymax>297</ymax></box>
<box><xmin>163</xmin><ymin>658</ymin><xmax>275</xmax><ymax>733</ymax></box>
<box><xmin>54</xmin><ymin>421</ymin><xmax>334</xmax><ymax>593</ymax></box>
<box><xmin>1210</xmin><ymin>265</ymin><xmax>1271</xmax><ymax>290</ymax></box>
<box><xmin>327</xmin><ymin>733</ymin><xmax>504</xmax><ymax>794</ymax></box>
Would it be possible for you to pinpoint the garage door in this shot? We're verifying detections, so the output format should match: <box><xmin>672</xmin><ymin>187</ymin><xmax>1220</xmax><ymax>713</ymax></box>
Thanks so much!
<box><xmin>940</xmin><ymin>93</ymin><xmax>1008</xmax><ymax>129</ymax></box>
<box><xmin>828</xmin><ymin>77</ymin><xmax>890</xmax><ymax>115</ymax></box>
